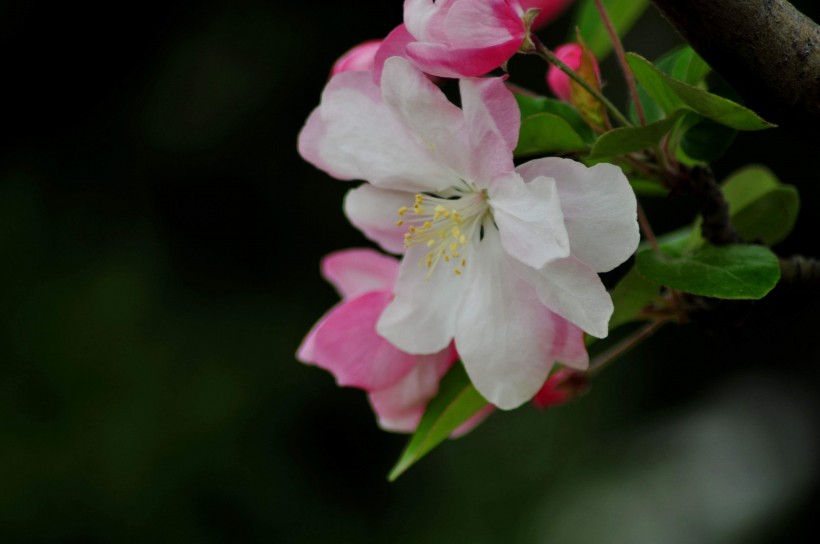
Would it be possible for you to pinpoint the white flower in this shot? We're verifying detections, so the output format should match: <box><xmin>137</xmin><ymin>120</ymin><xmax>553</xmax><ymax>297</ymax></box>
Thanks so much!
<box><xmin>299</xmin><ymin>57</ymin><xmax>639</xmax><ymax>409</ymax></box>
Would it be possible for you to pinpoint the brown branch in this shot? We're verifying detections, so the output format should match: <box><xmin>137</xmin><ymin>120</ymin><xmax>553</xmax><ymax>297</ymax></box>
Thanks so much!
<box><xmin>651</xmin><ymin>0</ymin><xmax>820</xmax><ymax>141</ymax></box>
<box><xmin>779</xmin><ymin>255</ymin><xmax>820</xmax><ymax>289</ymax></box>
<box><xmin>684</xmin><ymin>166</ymin><xmax>742</xmax><ymax>246</ymax></box>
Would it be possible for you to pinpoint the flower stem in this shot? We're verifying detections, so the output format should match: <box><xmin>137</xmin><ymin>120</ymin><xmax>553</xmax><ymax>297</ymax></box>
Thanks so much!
<box><xmin>588</xmin><ymin>319</ymin><xmax>667</xmax><ymax>376</ymax></box>
<box><xmin>532</xmin><ymin>39</ymin><xmax>633</xmax><ymax>128</ymax></box>
<box><xmin>593</xmin><ymin>0</ymin><xmax>646</xmax><ymax>125</ymax></box>
<box><xmin>637</xmin><ymin>202</ymin><xmax>660</xmax><ymax>253</ymax></box>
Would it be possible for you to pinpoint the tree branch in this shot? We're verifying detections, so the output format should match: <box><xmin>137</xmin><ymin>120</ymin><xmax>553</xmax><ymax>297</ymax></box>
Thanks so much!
<box><xmin>651</xmin><ymin>0</ymin><xmax>820</xmax><ymax>140</ymax></box>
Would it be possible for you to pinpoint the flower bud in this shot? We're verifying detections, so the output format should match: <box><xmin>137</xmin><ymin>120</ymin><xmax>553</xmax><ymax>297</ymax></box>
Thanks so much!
<box><xmin>532</xmin><ymin>368</ymin><xmax>589</xmax><ymax>409</ymax></box>
<box><xmin>519</xmin><ymin>0</ymin><xmax>575</xmax><ymax>31</ymax></box>
<box><xmin>330</xmin><ymin>40</ymin><xmax>382</xmax><ymax>76</ymax></box>
<box><xmin>546</xmin><ymin>42</ymin><xmax>600</xmax><ymax>103</ymax></box>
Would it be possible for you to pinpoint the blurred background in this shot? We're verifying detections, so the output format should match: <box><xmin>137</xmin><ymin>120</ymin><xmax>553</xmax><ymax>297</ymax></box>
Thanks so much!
<box><xmin>2</xmin><ymin>1</ymin><xmax>820</xmax><ymax>542</ymax></box>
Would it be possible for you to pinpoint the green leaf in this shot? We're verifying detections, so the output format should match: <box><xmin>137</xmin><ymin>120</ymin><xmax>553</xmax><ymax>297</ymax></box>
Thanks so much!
<box><xmin>721</xmin><ymin>166</ymin><xmax>800</xmax><ymax>245</ymax></box>
<box><xmin>626</xmin><ymin>53</ymin><xmax>775</xmax><ymax>131</ymax></box>
<box><xmin>681</xmin><ymin>116</ymin><xmax>737</xmax><ymax>162</ymax></box>
<box><xmin>636</xmin><ymin>244</ymin><xmax>780</xmax><ymax>299</ymax></box>
<box><xmin>655</xmin><ymin>46</ymin><xmax>711</xmax><ymax>85</ymax></box>
<box><xmin>573</xmin><ymin>0</ymin><xmax>650</xmax><ymax>59</ymax></box>
<box><xmin>629</xmin><ymin>178</ymin><xmax>669</xmax><ymax>197</ymax></box>
<box><xmin>609</xmin><ymin>266</ymin><xmax>660</xmax><ymax>331</ymax></box>
<box><xmin>388</xmin><ymin>363</ymin><xmax>488</xmax><ymax>481</ymax></box>
<box><xmin>687</xmin><ymin>165</ymin><xmax>801</xmax><ymax>248</ymax></box>
<box><xmin>588</xmin><ymin>112</ymin><xmax>682</xmax><ymax>159</ymax></box>
<box><xmin>514</xmin><ymin>95</ymin><xmax>595</xmax><ymax>143</ymax></box>
<box><xmin>515</xmin><ymin>112</ymin><xmax>587</xmax><ymax>157</ymax></box>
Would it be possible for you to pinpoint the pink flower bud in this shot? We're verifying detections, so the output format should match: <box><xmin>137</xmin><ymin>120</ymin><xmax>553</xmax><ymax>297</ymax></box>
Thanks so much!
<box><xmin>330</xmin><ymin>40</ymin><xmax>383</xmax><ymax>76</ymax></box>
<box><xmin>519</xmin><ymin>0</ymin><xmax>575</xmax><ymax>31</ymax></box>
<box><xmin>532</xmin><ymin>369</ymin><xmax>589</xmax><ymax>409</ymax></box>
<box><xmin>546</xmin><ymin>42</ymin><xmax>600</xmax><ymax>102</ymax></box>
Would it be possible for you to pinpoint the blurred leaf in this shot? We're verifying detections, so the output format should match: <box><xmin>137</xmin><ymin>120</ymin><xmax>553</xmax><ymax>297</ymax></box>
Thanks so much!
<box><xmin>514</xmin><ymin>94</ymin><xmax>595</xmax><ymax>143</ymax></box>
<box><xmin>629</xmin><ymin>178</ymin><xmax>669</xmax><ymax>197</ymax></box>
<box><xmin>681</xmin><ymin>116</ymin><xmax>737</xmax><ymax>162</ymax></box>
<box><xmin>573</xmin><ymin>0</ymin><xmax>650</xmax><ymax>59</ymax></box>
<box><xmin>688</xmin><ymin>165</ymin><xmax>800</xmax><ymax>247</ymax></box>
<box><xmin>515</xmin><ymin>113</ymin><xmax>587</xmax><ymax>157</ymax></box>
<box><xmin>721</xmin><ymin>166</ymin><xmax>800</xmax><ymax>245</ymax></box>
<box><xmin>609</xmin><ymin>266</ymin><xmax>660</xmax><ymax>331</ymax></box>
<box><xmin>655</xmin><ymin>45</ymin><xmax>711</xmax><ymax>85</ymax></box>
<box><xmin>626</xmin><ymin>53</ymin><xmax>775</xmax><ymax>131</ymax></box>
<box><xmin>588</xmin><ymin>112</ymin><xmax>682</xmax><ymax>158</ymax></box>
<box><xmin>570</xmin><ymin>34</ymin><xmax>608</xmax><ymax>130</ymax></box>
<box><xmin>636</xmin><ymin>244</ymin><xmax>780</xmax><ymax>299</ymax></box>
<box><xmin>389</xmin><ymin>363</ymin><xmax>488</xmax><ymax>481</ymax></box>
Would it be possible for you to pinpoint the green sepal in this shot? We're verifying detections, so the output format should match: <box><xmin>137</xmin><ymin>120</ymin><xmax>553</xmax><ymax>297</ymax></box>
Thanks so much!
<box><xmin>388</xmin><ymin>363</ymin><xmax>488</xmax><ymax>481</ymax></box>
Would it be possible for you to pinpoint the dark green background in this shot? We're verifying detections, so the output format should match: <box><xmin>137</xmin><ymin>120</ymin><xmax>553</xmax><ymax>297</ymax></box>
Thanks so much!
<box><xmin>2</xmin><ymin>1</ymin><xmax>819</xmax><ymax>542</ymax></box>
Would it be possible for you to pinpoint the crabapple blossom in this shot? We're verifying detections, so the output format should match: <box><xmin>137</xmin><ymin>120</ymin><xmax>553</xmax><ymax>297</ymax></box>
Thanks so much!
<box><xmin>298</xmin><ymin>57</ymin><xmax>639</xmax><ymax>409</ymax></box>
<box><xmin>519</xmin><ymin>0</ymin><xmax>575</xmax><ymax>31</ymax></box>
<box><xmin>331</xmin><ymin>40</ymin><xmax>382</xmax><ymax>76</ymax></box>
<box><xmin>296</xmin><ymin>248</ymin><xmax>457</xmax><ymax>432</ymax></box>
<box><xmin>547</xmin><ymin>42</ymin><xmax>601</xmax><ymax>102</ymax></box>
<box><xmin>374</xmin><ymin>0</ymin><xmax>529</xmax><ymax>80</ymax></box>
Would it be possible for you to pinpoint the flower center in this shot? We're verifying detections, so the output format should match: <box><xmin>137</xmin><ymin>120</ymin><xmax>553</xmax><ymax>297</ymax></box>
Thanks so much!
<box><xmin>396</xmin><ymin>187</ymin><xmax>489</xmax><ymax>277</ymax></box>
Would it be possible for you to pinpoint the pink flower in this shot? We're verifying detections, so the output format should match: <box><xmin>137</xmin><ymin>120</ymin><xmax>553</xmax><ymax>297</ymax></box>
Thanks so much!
<box><xmin>547</xmin><ymin>42</ymin><xmax>600</xmax><ymax>102</ymax></box>
<box><xmin>297</xmin><ymin>248</ymin><xmax>458</xmax><ymax>432</ymax></box>
<box><xmin>520</xmin><ymin>0</ymin><xmax>575</xmax><ymax>31</ymax></box>
<box><xmin>532</xmin><ymin>368</ymin><xmax>589</xmax><ymax>408</ymax></box>
<box><xmin>374</xmin><ymin>0</ymin><xmax>529</xmax><ymax>80</ymax></box>
<box><xmin>331</xmin><ymin>40</ymin><xmax>383</xmax><ymax>76</ymax></box>
<box><xmin>298</xmin><ymin>57</ymin><xmax>639</xmax><ymax>409</ymax></box>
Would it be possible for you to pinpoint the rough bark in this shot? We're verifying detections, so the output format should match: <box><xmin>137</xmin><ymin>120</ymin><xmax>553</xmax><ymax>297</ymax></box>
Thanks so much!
<box><xmin>651</xmin><ymin>0</ymin><xmax>820</xmax><ymax>140</ymax></box>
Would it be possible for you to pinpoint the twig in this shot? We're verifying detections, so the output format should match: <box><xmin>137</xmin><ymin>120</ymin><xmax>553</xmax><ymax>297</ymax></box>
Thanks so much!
<box><xmin>531</xmin><ymin>38</ymin><xmax>633</xmax><ymax>128</ymax></box>
<box><xmin>685</xmin><ymin>166</ymin><xmax>741</xmax><ymax>245</ymax></box>
<box><xmin>779</xmin><ymin>255</ymin><xmax>820</xmax><ymax>289</ymax></box>
<box><xmin>589</xmin><ymin>319</ymin><xmax>667</xmax><ymax>375</ymax></box>
<box><xmin>593</xmin><ymin>0</ymin><xmax>646</xmax><ymax>125</ymax></box>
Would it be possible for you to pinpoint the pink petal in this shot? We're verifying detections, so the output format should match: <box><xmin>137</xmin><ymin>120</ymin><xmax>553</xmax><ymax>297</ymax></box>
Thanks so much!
<box><xmin>343</xmin><ymin>184</ymin><xmax>413</xmax><ymax>255</ymax></box>
<box><xmin>331</xmin><ymin>40</ymin><xmax>382</xmax><ymax>76</ymax></box>
<box><xmin>516</xmin><ymin>158</ymin><xmax>639</xmax><ymax>273</ymax></box>
<box><xmin>405</xmin><ymin>41</ymin><xmax>521</xmax><ymax>78</ymax></box>
<box><xmin>490</xmin><ymin>172</ymin><xmax>570</xmax><ymax>269</ymax></box>
<box><xmin>321</xmin><ymin>248</ymin><xmax>400</xmax><ymax>299</ymax></box>
<box><xmin>368</xmin><ymin>349</ymin><xmax>455</xmax><ymax>432</ymax></box>
<box><xmin>443</xmin><ymin>0</ymin><xmax>526</xmax><ymax>49</ymax></box>
<box><xmin>520</xmin><ymin>0</ymin><xmax>575</xmax><ymax>31</ymax></box>
<box><xmin>532</xmin><ymin>368</ymin><xmax>589</xmax><ymax>409</ymax></box>
<box><xmin>459</xmin><ymin>76</ymin><xmax>519</xmax><ymax>181</ymax></box>
<box><xmin>300</xmin><ymin>291</ymin><xmax>419</xmax><ymax>391</ymax></box>
<box><xmin>373</xmin><ymin>24</ymin><xmax>415</xmax><ymax>84</ymax></box>
<box><xmin>404</xmin><ymin>0</ymin><xmax>456</xmax><ymax>43</ymax></box>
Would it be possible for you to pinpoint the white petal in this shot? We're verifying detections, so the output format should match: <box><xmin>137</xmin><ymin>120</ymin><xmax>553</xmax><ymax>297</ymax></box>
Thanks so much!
<box><xmin>490</xmin><ymin>173</ymin><xmax>570</xmax><ymax>270</ymax></box>
<box><xmin>377</xmin><ymin>243</ymin><xmax>467</xmax><ymax>355</ymax></box>
<box><xmin>381</xmin><ymin>57</ymin><xmax>472</xmax><ymax>180</ymax></box>
<box><xmin>521</xmin><ymin>256</ymin><xmax>613</xmax><ymax>338</ymax></box>
<box><xmin>459</xmin><ymin>76</ymin><xmax>518</xmax><ymax>182</ymax></box>
<box><xmin>311</xmin><ymin>70</ymin><xmax>458</xmax><ymax>192</ymax></box>
<box><xmin>516</xmin><ymin>157</ymin><xmax>639</xmax><ymax>272</ymax></box>
<box><xmin>454</xmin><ymin>226</ymin><xmax>562</xmax><ymax>410</ymax></box>
<box><xmin>344</xmin><ymin>185</ymin><xmax>413</xmax><ymax>254</ymax></box>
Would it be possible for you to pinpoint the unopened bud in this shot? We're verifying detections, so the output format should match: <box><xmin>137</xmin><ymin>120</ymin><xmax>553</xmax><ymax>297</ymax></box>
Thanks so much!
<box><xmin>532</xmin><ymin>368</ymin><xmax>589</xmax><ymax>409</ymax></box>
<box><xmin>546</xmin><ymin>42</ymin><xmax>600</xmax><ymax>103</ymax></box>
<box><xmin>330</xmin><ymin>40</ymin><xmax>383</xmax><ymax>76</ymax></box>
